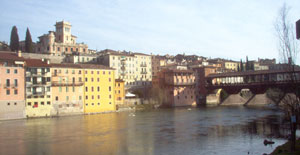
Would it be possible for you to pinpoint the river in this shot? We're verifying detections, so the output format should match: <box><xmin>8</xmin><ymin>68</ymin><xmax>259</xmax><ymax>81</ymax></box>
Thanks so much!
<box><xmin>0</xmin><ymin>106</ymin><xmax>293</xmax><ymax>155</ymax></box>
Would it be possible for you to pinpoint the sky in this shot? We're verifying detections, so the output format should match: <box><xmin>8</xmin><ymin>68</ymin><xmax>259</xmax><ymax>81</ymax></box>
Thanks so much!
<box><xmin>1</xmin><ymin>0</ymin><xmax>300</xmax><ymax>62</ymax></box>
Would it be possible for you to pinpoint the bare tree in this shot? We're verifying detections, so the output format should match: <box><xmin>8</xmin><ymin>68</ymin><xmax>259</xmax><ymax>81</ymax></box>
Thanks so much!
<box><xmin>274</xmin><ymin>3</ymin><xmax>300</xmax><ymax>152</ymax></box>
<box><xmin>274</xmin><ymin>3</ymin><xmax>299</xmax><ymax>64</ymax></box>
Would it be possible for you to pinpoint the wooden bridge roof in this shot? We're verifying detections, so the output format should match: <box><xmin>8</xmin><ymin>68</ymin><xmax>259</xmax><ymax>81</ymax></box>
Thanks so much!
<box><xmin>206</xmin><ymin>68</ymin><xmax>300</xmax><ymax>78</ymax></box>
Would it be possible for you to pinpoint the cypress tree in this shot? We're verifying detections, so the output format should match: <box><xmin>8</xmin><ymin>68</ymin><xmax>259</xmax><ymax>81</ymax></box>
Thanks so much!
<box><xmin>9</xmin><ymin>26</ymin><xmax>19</xmax><ymax>51</ymax></box>
<box><xmin>240</xmin><ymin>59</ymin><xmax>244</xmax><ymax>72</ymax></box>
<box><xmin>246</xmin><ymin>56</ymin><xmax>249</xmax><ymax>71</ymax></box>
<box><xmin>25</xmin><ymin>28</ymin><xmax>33</xmax><ymax>53</ymax></box>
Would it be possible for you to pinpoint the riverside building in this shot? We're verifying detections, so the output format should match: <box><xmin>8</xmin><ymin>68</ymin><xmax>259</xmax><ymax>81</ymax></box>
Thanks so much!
<box><xmin>0</xmin><ymin>52</ymin><xmax>26</xmax><ymax>120</ymax></box>
<box><xmin>24</xmin><ymin>59</ymin><xmax>52</xmax><ymax>117</ymax></box>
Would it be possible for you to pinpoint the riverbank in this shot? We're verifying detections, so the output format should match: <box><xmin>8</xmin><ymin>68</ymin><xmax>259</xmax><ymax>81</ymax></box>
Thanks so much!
<box><xmin>270</xmin><ymin>139</ymin><xmax>300</xmax><ymax>154</ymax></box>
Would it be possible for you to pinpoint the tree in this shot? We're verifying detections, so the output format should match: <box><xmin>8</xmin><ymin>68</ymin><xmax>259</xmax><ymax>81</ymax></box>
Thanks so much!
<box><xmin>25</xmin><ymin>28</ymin><xmax>33</xmax><ymax>53</ymax></box>
<box><xmin>9</xmin><ymin>26</ymin><xmax>19</xmax><ymax>51</ymax></box>
<box><xmin>274</xmin><ymin>3</ymin><xmax>300</xmax><ymax>152</ymax></box>
<box><xmin>240</xmin><ymin>59</ymin><xmax>244</xmax><ymax>72</ymax></box>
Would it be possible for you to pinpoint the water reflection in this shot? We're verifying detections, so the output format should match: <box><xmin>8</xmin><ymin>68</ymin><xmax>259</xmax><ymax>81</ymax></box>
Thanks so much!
<box><xmin>0</xmin><ymin>106</ymin><xmax>294</xmax><ymax>155</ymax></box>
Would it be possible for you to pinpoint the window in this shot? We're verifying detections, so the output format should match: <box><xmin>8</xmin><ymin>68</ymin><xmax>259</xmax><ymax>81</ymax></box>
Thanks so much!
<box><xmin>14</xmin><ymin>102</ymin><xmax>17</xmax><ymax>105</ymax></box>
<box><xmin>79</xmin><ymin>70</ymin><xmax>81</xmax><ymax>74</ymax></box>
<box><xmin>6</xmin><ymin>79</ymin><xmax>10</xmax><ymax>87</ymax></box>
<box><xmin>109</xmin><ymin>86</ymin><xmax>111</xmax><ymax>91</ymax></box>
<box><xmin>97</xmin><ymin>71</ymin><xmax>99</xmax><ymax>74</ymax></box>
<box><xmin>14</xmin><ymin>69</ymin><xmax>18</xmax><ymax>74</ymax></box>
<box><xmin>91</xmin><ymin>87</ymin><xmax>94</xmax><ymax>92</ymax></box>
<box><xmin>65</xmin><ymin>69</ymin><xmax>68</xmax><ymax>74</ymax></box>
<box><xmin>41</xmin><ymin>102</ymin><xmax>45</xmax><ymax>105</ymax></box>
<box><xmin>98</xmin><ymin>103</ymin><xmax>100</xmax><ymax>105</ymax></box>
<box><xmin>79</xmin><ymin>77</ymin><xmax>82</xmax><ymax>82</ymax></box>
<box><xmin>79</xmin><ymin>96</ymin><xmax>82</xmax><ymax>100</ymax></box>
<box><xmin>91</xmin><ymin>78</ymin><xmax>94</xmax><ymax>82</ymax></box>
<box><xmin>7</xmin><ymin>102</ymin><xmax>10</xmax><ymax>106</ymax></box>
<box><xmin>57</xmin><ymin>47</ymin><xmax>60</xmax><ymax>51</ymax></box>
<box><xmin>66</xmin><ymin>87</ymin><xmax>69</xmax><ymax>92</ymax></box>
<box><xmin>86</xmin><ymin>96</ymin><xmax>88</xmax><ymax>99</ymax></box>
<box><xmin>109</xmin><ymin>95</ymin><xmax>112</xmax><ymax>99</ymax></box>
<box><xmin>56</xmin><ymin>96</ymin><xmax>59</xmax><ymax>101</ymax></box>
<box><xmin>92</xmin><ymin>95</ymin><xmax>94</xmax><ymax>99</ymax></box>
<box><xmin>97</xmin><ymin>87</ymin><xmax>100</xmax><ymax>92</ymax></box>
<box><xmin>14</xmin><ymin>89</ymin><xmax>18</xmax><ymax>95</ymax></box>
<box><xmin>47</xmin><ymin>101</ymin><xmax>50</xmax><ymax>105</ymax></box>
<box><xmin>109</xmin><ymin>78</ymin><xmax>111</xmax><ymax>82</ymax></box>
<box><xmin>14</xmin><ymin>79</ymin><xmax>18</xmax><ymax>87</ymax></box>
<box><xmin>92</xmin><ymin>103</ymin><xmax>94</xmax><ymax>106</ymax></box>
<box><xmin>66</xmin><ymin>96</ymin><xmax>69</xmax><ymax>101</ymax></box>
<box><xmin>28</xmin><ymin>102</ymin><xmax>32</xmax><ymax>106</ymax></box>
<box><xmin>85</xmin><ymin>78</ymin><xmax>88</xmax><ymax>82</ymax></box>
<box><xmin>109</xmin><ymin>102</ymin><xmax>111</xmax><ymax>104</ymax></box>
<box><xmin>72</xmin><ymin>87</ymin><xmax>75</xmax><ymax>92</ymax></box>
<box><xmin>72</xmin><ymin>70</ymin><xmax>75</xmax><ymax>74</ymax></box>
<box><xmin>65</xmin><ymin>48</ymin><xmax>68</xmax><ymax>52</ymax></box>
<box><xmin>6</xmin><ymin>89</ymin><xmax>10</xmax><ymax>95</ymax></box>
<box><xmin>34</xmin><ymin>102</ymin><xmax>38</xmax><ymax>108</ymax></box>
<box><xmin>86</xmin><ymin>103</ymin><xmax>88</xmax><ymax>106</ymax></box>
<box><xmin>97</xmin><ymin>95</ymin><xmax>100</xmax><ymax>99</ymax></box>
<box><xmin>103</xmin><ymin>71</ymin><xmax>105</xmax><ymax>74</ymax></box>
<box><xmin>97</xmin><ymin>78</ymin><xmax>99</xmax><ymax>82</ymax></box>
<box><xmin>59</xmin><ymin>87</ymin><xmax>62</xmax><ymax>92</ymax></box>
<box><xmin>85</xmin><ymin>87</ymin><xmax>88</xmax><ymax>92</ymax></box>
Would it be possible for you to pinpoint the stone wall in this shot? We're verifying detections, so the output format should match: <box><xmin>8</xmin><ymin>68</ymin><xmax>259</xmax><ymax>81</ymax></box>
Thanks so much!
<box><xmin>22</xmin><ymin>53</ymin><xmax>65</xmax><ymax>63</ymax></box>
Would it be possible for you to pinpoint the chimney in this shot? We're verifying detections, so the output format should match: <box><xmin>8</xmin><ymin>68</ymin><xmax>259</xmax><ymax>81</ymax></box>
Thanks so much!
<box><xmin>18</xmin><ymin>50</ymin><xmax>22</xmax><ymax>57</ymax></box>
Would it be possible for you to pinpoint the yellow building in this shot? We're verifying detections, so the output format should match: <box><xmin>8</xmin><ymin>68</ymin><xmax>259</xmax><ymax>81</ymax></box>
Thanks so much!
<box><xmin>24</xmin><ymin>59</ymin><xmax>52</xmax><ymax>117</ymax></box>
<box><xmin>224</xmin><ymin>61</ymin><xmax>239</xmax><ymax>71</ymax></box>
<box><xmin>114</xmin><ymin>79</ymin><xmax>125</xmax><ymax>105</ymax></box>
<box><xmin>50</xmin><ymin>64</ymin><xmax>84</xmax><ymax>116</ymax></box>
<box><xmin>82</xmin><ymin>64</ymin><xmax>116</xmax><ymax>113</ymax></box>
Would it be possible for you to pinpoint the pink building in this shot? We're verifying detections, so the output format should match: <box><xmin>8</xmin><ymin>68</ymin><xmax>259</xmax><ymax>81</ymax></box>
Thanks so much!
<box><xmin>157</xmin><ymin>69</ymin><xmax>196</xmax><ymax>107</ymax></box>
<box><xmin>0</xmin><ymin>52</ymin><xmax>25</xmax><ymax>120</ymax></box>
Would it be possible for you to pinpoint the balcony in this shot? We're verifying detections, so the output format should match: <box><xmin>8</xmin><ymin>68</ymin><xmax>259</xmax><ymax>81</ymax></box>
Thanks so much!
<box><xmin>140</xmin><ymin>64</ymin><xmax>147</xmax><ymax>67</ymax></box>
<box><xmin>141</xmin><ymin>71</ymin><xmax>147</xmax><ymax>74</ymax></box>
<box><xmin>11</xmin><ymin>84</ymin><xmax>18</xmax><ymax>88</ymax></box>
<box><xmin>52</xmin><ymin>81</ymin><xmax>84</xmax><ymax>87</ymax></box>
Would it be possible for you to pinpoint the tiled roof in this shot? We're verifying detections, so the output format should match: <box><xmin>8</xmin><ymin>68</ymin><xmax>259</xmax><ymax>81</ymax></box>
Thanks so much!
<box><xmin>0</xmin><ymin>51</ymin><xmax>25</xmax><ymax>61</ymax></box>
<box><xmin>50</xmin><ymin>63</ymin><xmax>114</xmax><ymax>70</ymax></box>
<box><xmin>24</xmin><ymin>59</ymin><xmax>50</xmax><ymax>67</ymax></box>
<box><xmin>115</xmin><ymin>79</ymin><xmax>124</xmax><ymax>82</ymax></box>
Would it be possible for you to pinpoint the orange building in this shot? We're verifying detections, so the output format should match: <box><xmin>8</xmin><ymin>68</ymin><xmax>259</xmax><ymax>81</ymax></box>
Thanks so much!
<box><xmin>0</xmin><ymin>52</ymin><xmax>26</xmax><ymax>120</ymax></box>
<box><xmin>156</xmin><ymin>69</ymin><xmax>196</xmax><ymax>107</ymax></box>
<box><xmin>50</xmin><ymin>64</ymin><xmax>84</xmax><ymax>116</ymax></box>
<box><xmin>114</xmin><ymin>79</ymin><xmax>125</xmax><ymax>105</ymax></box>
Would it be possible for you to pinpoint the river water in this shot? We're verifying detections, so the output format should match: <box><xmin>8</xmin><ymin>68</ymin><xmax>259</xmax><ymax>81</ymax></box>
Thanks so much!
<box><xmin>0</xmin><ymin>106</ymin><xmax>293</xmax><ymax>155</ymax></box>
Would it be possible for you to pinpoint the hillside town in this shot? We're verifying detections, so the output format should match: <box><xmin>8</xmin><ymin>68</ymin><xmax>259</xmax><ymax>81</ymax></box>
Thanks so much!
<box><xmin>0</xmin><ymin>21</ymin><xmax>295</xmax><ymax>121</ymax></box>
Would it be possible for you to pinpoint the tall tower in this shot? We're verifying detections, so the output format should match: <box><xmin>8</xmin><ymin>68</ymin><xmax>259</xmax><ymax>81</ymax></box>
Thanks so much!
<box><xmin>55</xmin><ymin>21</ymin><xmax>72</xmax><ymax>44</ymax></box>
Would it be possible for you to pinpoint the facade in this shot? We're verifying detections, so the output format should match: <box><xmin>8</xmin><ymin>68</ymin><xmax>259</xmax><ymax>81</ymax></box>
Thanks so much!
<box><xmin>64</xmin><ymin>53</ymin><xmax>98</xmax><ymax>64</ymax></box>
<box><xmin>82</xmin><ymin>64</ymin><xmax>116</xmax><ymax>114</ymax></box>
<box><xmin>114</xmin><ymin>79</ymin><xmax>125</xmax><ymax>105</ymax></box>
<box><xmin>0</xmin><ymin>52</ymin><xmax>26</xmax><ymax>120</ymax></box>
<box><xmin>192</xmin><ymin>66</ymin><xmax>217</xmax><ymax>105</ymax></box>
<box><xmin>156</xmin><ymin>69</ymin><xmax>196</xmax><ymax>107</ymax></box>
<box><xmin>50</xmin><ymin>64</ymin><xmax>84</xmax><ymax>116</ymax></box>
<box><xmin>98</xmin><ymin>50</ymin><xmax>152</xmax><ymax>89</ymax></box>
<box><xmin>35</xmin><ymin>21</ymin><xmax>88</xmax><ymax>55</ymax></box>
<box><xmin>25</xmin><ymin>59</ymin><xmax>52</xmax><ymax>117</ymax></box>
<box><xmin>224</xmin><ymin>60</ymin><xmax>239</xmax><ymax>71</ymax></box>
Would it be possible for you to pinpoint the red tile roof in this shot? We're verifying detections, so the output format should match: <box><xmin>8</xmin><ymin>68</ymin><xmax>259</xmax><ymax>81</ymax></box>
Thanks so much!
<box><xmin>24</xmin><ymin>59</ymin><xmax>50</xmax><ymax>67</ymax></box>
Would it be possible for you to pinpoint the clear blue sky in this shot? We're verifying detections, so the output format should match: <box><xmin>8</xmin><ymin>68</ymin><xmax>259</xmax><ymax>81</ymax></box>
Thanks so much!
<box><xmin>1</xmin><ymin>0</ymin><xmax>300</xmax><ymax>62</ymax></box>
